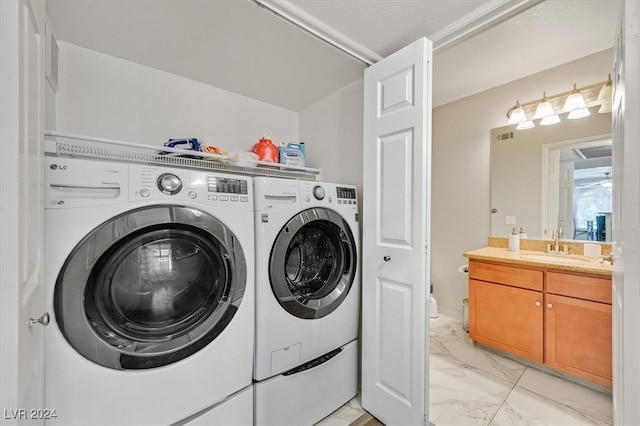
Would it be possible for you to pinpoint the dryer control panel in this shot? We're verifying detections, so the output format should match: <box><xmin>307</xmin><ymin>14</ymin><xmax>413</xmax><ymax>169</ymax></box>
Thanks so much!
<box><xmin>299</xmin><ymin>181</ymin><xmax>358</xmax><ymax>210</ymax></box>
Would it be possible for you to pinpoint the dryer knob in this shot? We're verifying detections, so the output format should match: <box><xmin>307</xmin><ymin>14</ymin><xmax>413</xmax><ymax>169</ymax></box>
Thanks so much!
<box><xmin>312</xmin><ymin>185</ymin><xmax>325</xmax><ymax>200</ymax></box>
<box><xmin>157</xmin><ymin>173</ymin><xmax>182</xmax><ymax>195</ymax></box>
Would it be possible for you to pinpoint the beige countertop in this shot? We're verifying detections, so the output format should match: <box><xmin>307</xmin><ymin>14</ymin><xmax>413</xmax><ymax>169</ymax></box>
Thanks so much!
<box><xmin>464</xmin><ymin>247</ymin><xmax>613</xmax><ymax>277</ymax></box>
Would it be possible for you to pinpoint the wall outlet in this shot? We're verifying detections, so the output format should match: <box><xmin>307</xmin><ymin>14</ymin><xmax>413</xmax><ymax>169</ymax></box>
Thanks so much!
<box><xmin>505</xmin><ymin>216</ymin><xmax>516</xmax><ymax>225</ymax></box>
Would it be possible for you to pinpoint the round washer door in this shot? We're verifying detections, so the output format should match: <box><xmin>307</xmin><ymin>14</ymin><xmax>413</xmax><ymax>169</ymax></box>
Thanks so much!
<box><xmin>269</xmin><ymin>207</ymin><xmax>357</xmax><ymax>319</ymax></box>
<box><xmin>54</xmin><ymin>205</ymin><xmax>246</xmax><ymax>370</ymax></box>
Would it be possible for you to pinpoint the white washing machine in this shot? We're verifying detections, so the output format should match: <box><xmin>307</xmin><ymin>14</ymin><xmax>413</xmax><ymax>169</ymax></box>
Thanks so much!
<box><xmin>44</xmin><ymin>156</ymin><xmax>254</xmax><ymax>426</ymax></box>
<box><xmin>253</xmin><ymin>177</ymin><xmax>360</xmax><ymax>425</ymax></box>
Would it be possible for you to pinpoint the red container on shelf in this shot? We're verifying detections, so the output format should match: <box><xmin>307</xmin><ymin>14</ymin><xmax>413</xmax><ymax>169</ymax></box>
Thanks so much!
<box><xmin>253</xmin><ymin>137</ymin><xmax>278</xmax><ymax>163</ymax></box>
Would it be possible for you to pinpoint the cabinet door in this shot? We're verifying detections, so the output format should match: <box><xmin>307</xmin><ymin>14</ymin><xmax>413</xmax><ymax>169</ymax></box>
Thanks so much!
<box><xmin>545</xmin><ymin>294</ymin><xmax>612</xmax><ymax>388</ymax></box>
<box><xmin>469</xmin><ymin>279</ymin><xmax>543</xmax><ymax>363</ymax></box>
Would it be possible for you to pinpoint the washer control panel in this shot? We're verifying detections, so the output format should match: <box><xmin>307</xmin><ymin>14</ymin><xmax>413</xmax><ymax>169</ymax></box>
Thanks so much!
<box><xmin>207</xmin><ymin>176</ymin><xmax>248</xmax><ymax>195</ymax></box>
<box><xmin>130</xmin><ymin>165</ymin><xmax>252</xmax><ymax>208</ymax></box>
<box><xmin>45</xmin><ymin>156</ymin><xmax>128</xmax><ymax>209</ymax></box>
<box><xmin>157</xmin><ymin>173</ymin><xmax>183</xmax><ymax>195</ymax></box>
<box><xmin>312</xmin><ymin>185</ymin><xmax>325</xmax><ymax>200</ymax></box>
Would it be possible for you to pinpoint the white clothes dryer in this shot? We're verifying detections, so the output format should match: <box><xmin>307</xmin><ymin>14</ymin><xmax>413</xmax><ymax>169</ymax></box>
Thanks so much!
<box><xmin>44</xmin><ymin>156</ymin><xmax>254</xmax><ymax>426</ymax></box>
<box><xmin>253</xmin><ymin>177</ymin><xmax>360</xmax><ymax>425</ymax></box>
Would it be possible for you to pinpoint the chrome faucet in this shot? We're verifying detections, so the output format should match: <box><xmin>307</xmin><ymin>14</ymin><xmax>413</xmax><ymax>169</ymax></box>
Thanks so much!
<box><xmin>553</xmin><ymin>228</ymin><xmax>564</xmax><ymax>246</ymax></box>
<box><xmin>552</xmin><ymin>227</ymin><xmax>563</xmax><ymax>252</ymax></box>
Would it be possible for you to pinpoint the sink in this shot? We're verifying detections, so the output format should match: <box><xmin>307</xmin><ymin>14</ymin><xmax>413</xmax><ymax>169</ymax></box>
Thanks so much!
<box><xmin>520</xmin><ymin>253</ymin><xmax>592</xmax><ymax>265</ymax></box>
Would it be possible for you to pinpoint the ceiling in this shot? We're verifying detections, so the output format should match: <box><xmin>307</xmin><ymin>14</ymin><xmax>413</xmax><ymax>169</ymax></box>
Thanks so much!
<box><xmin>46</xmin><ymin>0</ymin><xmax>620</xmax><ymax>112</ymax></box>
<box><xmin>560</xmin><ymin>137</ymin><xmax>612</xmax><ymax>182</ymax></box>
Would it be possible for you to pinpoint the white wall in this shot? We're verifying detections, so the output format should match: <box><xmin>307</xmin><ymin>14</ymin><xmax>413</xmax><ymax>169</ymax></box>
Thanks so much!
<box><xmin>299</xmin><ymin>79</ymin><xmax>364</xmax><ymax>188</ymax></box>
<box><xmin>55</xmin><ymin>42</ymin><xmax>299</xmax><ymax>151</ymax></box>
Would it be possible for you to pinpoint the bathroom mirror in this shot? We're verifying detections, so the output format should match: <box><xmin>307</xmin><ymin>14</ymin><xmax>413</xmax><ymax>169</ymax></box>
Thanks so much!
<box><xmin>490</xmin><ymin>108</ymin><xmax>612</xmax><ymax>240</ymax></box>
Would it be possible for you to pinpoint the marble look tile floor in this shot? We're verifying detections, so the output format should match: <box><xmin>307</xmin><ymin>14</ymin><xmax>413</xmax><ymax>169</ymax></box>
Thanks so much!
<box><xmin>317</xmin><ymin>314</ymin><xmax>613</xmax><ymax>426</ymax></box>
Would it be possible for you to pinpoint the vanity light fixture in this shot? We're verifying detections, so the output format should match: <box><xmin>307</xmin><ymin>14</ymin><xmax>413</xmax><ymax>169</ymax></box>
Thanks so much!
<box><xmin>533</xmin><ymin>92</ymin><xmax>555</xmax><ymax>119</ymax></box>
<box><xmin>516</xmin><ymin>120</ymin><xmax>535</xmax><ymax>130</ymax></box>
<box><xmin>507</xmin><ymin>100</ymin><xmax>527</xmax><ymax>124</ymax></box>
<box><xmin>540</xmin><ymin>114</ymin><xmax>560</xmax><ymax>125</ymax></box>
<box><xmin>597</xmin><ymin>74</ymin><xmax>613</xmax><ymax>113</ymax></box>
<box><xmin>598</xmin><ymin>102</ymin><xmax>612</xmax><ymax>114</ymax></box>
<box><xmin>506</xmin><ymin>76</ymin><xmax>613</xmax><ymax>130</ymax></box>
<box><xmin>562</xmin><ymin>83</ymin><xmax>587</xmax><ymax>112</ymax></box>
<box><xmin>568</xmin><ymin>107</ymin><xmax>591</xmax><ymax>119</ymax></box>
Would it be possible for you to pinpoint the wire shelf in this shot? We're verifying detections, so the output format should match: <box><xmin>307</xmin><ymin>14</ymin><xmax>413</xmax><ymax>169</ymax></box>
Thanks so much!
<box><xmin>45</xmin><ymin>131</ymin><xmax>321</xmax><ymax>181</ymax></box>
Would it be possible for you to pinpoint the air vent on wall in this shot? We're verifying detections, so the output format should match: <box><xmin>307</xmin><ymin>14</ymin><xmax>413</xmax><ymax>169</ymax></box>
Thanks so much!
<box><xmin>497</xmin><ymin>131</ymin><xmax>514</xmax><ymax>141</ymax></box>
<box><xmin>573</xmin><ymin>145</ymin><xmax>612</xmax><ymax>159</ymax></box>
<box><xmin>46</xmin><ymin>22</ymin><xmax>59</xmax><ymax>92</ymax></box>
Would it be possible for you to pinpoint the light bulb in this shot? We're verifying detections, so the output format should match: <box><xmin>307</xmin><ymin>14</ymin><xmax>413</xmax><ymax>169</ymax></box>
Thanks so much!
<box><xmin>540</xmin><ymin>114</ymin><xmax>560</xmax><ymax>125</ymax></box>
<box><xmin>568</xmin><ymin>108</ymin><xmax>591</xmax><ymax>119</ymax></box>
<box><xmin>598</xmin><ymin>102</ymin><xmax>612</xmax><ymax>113</ymax></box>
<box><xmin>533</xmin><ymin>93</ymin><xmax>555</xmax><ymax>119</ymax></box>
<box><xmin>597</xmin><ymin>74</ymin><xmax>613</xmax><ymax>103</ymax></box>
<box><xmin>562</xmin><ymin>83</ymin><xmax>587</xmax><ymax>112</ymax></box>
<box><xmin>516</xmin><ymin>120</ymin><xmax>534</xmax><ymax>130</ymax></box>
<box><xmin>508</xmin><ymin>101</ymin><xmax>527</xmax><ymax>124</ymax></box>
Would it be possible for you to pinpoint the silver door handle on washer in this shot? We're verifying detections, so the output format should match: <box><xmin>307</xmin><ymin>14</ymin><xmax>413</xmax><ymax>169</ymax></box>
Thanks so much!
<box><xmin>29</xmin><ymin>312</ymin><xmax>50</xmax><ymax>327</ymax></box>
<box><xmin>383</xmin><ymin>256</ymin><xmax>391</xmax><ymax>262</ymax></box>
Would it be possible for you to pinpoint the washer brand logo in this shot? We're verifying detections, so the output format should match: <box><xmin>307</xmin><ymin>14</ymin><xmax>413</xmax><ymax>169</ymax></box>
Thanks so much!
<box><xmin>49</xmin><ymin>164</ymin><xmax>67</xmax><ymax>170</ymax></box>
<box><xmin>261</xmin><ymin>213</ymin><xmax>269</xmax><ymax>223</ymax></box>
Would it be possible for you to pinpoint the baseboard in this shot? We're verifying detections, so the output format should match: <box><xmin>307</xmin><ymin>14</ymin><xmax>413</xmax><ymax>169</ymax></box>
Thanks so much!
<box><xmin>436</xmin><ymin>305</ymin><xmax>462</xmax><ymax>321</ymax></box>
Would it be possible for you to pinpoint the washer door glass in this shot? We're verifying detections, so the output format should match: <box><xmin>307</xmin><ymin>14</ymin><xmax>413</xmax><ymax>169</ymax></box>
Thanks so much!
<box><xmin>54</xmin><ymin>205</ymin><xmax>246</xmax><ymax>370</ymax></box>
<box><xmin>269</xmin><ymin>208</ymin><xmax>357</xmax><ymax>319</ymax></box>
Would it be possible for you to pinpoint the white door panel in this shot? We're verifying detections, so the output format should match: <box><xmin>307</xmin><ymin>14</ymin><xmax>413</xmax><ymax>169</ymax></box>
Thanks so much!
<box><xmin>0</xmin><ymin>0</ymin><xmax>46</xmax><ymax>422</ymax></box>
<box><xmin>612</xmin><ymin>1</ymin><xmax>640</xmax><ymax>424</ymax></box>
<box><xmin>379</xmin><ymin>130</ymin><xmax>413</xmax><ymax>245</ymax></box>
<box><xmin>362</xmin><ymin>37</ymin><xmax>432</xmax><ymax>426</ymax></box>
<box><xmin>377</xmin><ymin>278</ymin><xmax>414</xmax><ymax>403</ymax></box>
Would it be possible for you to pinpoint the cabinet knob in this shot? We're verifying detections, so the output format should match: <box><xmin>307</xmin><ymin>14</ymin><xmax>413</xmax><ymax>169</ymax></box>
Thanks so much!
<box><xmin>535</xmin><ymin>301</ymin><xmax>541</xmax><ymax>307</ymax></box>
<box><xmin>383</xmin><ymin>256</ymin><xmax>391</xmax><ymax>262</ymax></box>
<box><xmin>547</xmin><ymin>303</ymin><xmax>553</xmax><ymax>309</ymax></box>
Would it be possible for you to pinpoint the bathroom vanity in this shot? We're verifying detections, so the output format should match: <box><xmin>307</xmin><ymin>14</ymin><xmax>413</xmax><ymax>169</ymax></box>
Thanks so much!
<box><xmin>464</xmin><ymin>246</ymin><xmax>613</xmax><ymax>388</ymax></box>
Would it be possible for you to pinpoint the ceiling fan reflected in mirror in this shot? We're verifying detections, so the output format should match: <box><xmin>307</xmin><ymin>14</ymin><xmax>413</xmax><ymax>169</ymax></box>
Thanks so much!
<box><xmin>576</xmin><ymin>172</ymin><xmax>612</xmax><ymax>188</ymax></box>
<box><xmin>600</xmin><ymin>172</ymin><xmax>613</xmax><ymax>187</ymax></box>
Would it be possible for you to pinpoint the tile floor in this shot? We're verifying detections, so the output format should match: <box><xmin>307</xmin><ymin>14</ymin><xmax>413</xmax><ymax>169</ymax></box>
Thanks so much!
<box><xmin>317</xmin><ymin>314</ymin><xmax>613</xmax><ymax>426</ymax></box>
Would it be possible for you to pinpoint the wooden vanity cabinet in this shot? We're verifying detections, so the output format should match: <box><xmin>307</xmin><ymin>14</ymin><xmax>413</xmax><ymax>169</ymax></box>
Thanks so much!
<box><xmin>468</xmin><ymin>261</ymin><xmax>544</xmax><ymax>363</ymax></box>
<box><xmin>545</xmin><ymin>272</ymin><xmax>612</xmax><ymax>388</ymax></box>
<box><xmin>468</xmin><ymin>260</ymin><xmax>612</xmax><ymax>388</ymax></box>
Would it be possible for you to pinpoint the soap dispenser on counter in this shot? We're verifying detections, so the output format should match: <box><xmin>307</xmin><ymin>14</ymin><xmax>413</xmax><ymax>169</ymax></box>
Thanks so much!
<box><xmin>519</xmin><ymin>227</ymin><xmax>527</xmax><ymax>239</ymax></box>
<box><xmin>508</xmin><ymin>228</ymin><xmax>520</xmax><ymax>252</ymax></box>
